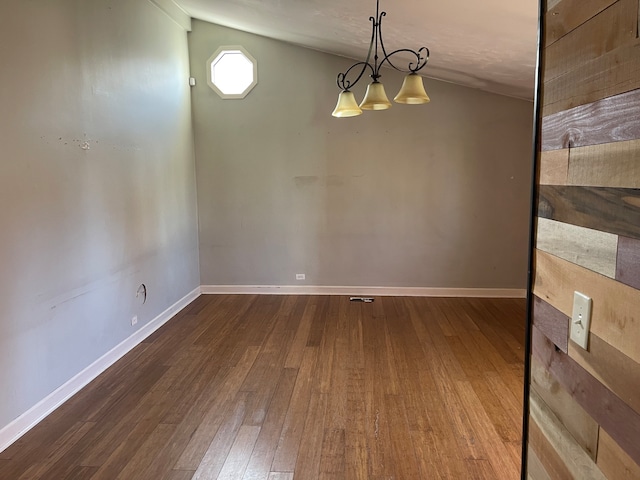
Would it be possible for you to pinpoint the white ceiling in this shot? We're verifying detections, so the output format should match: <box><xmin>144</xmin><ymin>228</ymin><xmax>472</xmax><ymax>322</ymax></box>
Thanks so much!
<box><xmin>174</xmin><ymin>0</ymin><xmax>539</xmax><ymax>100</ymax></box>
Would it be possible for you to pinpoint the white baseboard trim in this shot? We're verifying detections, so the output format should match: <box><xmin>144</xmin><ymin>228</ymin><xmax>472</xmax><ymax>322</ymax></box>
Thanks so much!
<box><xmin>201</xmin><ymin>285</ymin><xmax>526</xmax><ymax>298</ymax></box>
<box><xmin>0</xmin><ymin>286</ymin><xmax>201</xmax><ymax>454</ymax></box>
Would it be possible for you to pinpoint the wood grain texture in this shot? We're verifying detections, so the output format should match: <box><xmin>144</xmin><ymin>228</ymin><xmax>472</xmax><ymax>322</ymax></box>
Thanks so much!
<box><xmin>544</xmin><ymin>0</ymin><xmax>638</xmax><ymax>81</ymax></box>
<box><xmin>531</xmin><ymin>294</ymin><xmax>569</xmax><ymax>353</ymax></box>
<box><xmin>268</xmin><ymin>473</ymin><xmax>293</xmax><ymax>480</ymax></box>
<box><xmin>527</xmin><ymin>445</ymin><xmax>553</xmax><ymax>480</ymax></box>
<box><xmin>532</xmin><ymin>1</ymin><xmax>640</xmax><ymax>478</ymax></box>
<box><xmin>14</xmin><ymin>421</ymin><xmax>95</xmax><ymax>480</ymax></box>
<box><xmin>568</xmin><ymin>139</ymin><xmax>640</xmax><ymax>188</ymax></box>
<box><xmin>167</xmin><ymin>471</ymin><xmax>197</xmax><ymax>480</ymax></box>
<box><xmin>216</xmin><ymin>425</ymin><xmax>261</xmax><ymax>480</ymax></box>
<box><xmin>191</xmin><ymin>392</ymin><xmax>252</xmax><ymax>480</ymax></box>
<box><xmin>534</xmin><ymin>249</ymin><xmax>640</xmax><ymax>364</ymax></box>
<box><xmin>530</xmin><ymin>358</ymin><xmax>599</xmax><ymax>459</ymax></box>
<box><xmin>545</xmin><ymin>0</ymin><xmax>618</xmax><ymax>46</ymax></box>
<box><xmin>545</xmin><ymin>0</ymin><xmax>563</xmax><ymax>11</ymax></box>
<box><xmin>543</xmin><ymin>39</ymin><xmax>640</xmax><ymax>116</ymax></box>
<box><xmin>242</xmin><ymin>369</ymin><xmax>297</xmax><ymax>480</ymax></box>
<box><xmin>596</xmin><ymin>428</ymin><xmax>640</xmax><ymax>479</ymax></box>
<box><xmin>616</xmin><ymin>235</ymin><xmax>640</xmax><ymax>289</ymax></box>
<box><xmin>532</xmin><ymin>326</ymin><xmax>640</xmax><ymax>465</ymax></box>
<box><xmin>114</xmin><ymin>423</ymin><xmax>178</xmax><ymax>480</ymax></box>
<box><xmin>528</xmin><ymin>416</ymin><xmax>574</xmax><ymax>480</ymax></box>
<box><xmin>535</xmin><ymin>217</ymin><xmax>618</xmax><ymax>277</ymax></box>
<box><xmin>174</xmin><ymin>346</ymin><xmax>261</xmax><ymax>470</ymax></box>
<box><xmin>568</xmin><ymin>332</ymin><xmax>640</xmax><ymax>415</ymax></box>
<box><xmin>0</xmin><ymin>295</ymin><xmax>526</xmax><ymax>479</ymax></box>
<box><xmin>542</xmin><ymin>88</ymin><xmax>640</xmax><ymax>151</ymax></box>
<box><xmin>539</xmin><ymin>149</ymin><xmax>569</xmax><ymax>185</ymax></box>
<box><xmin>538</xmin><ymin>185</ymin><xmax>640</xmax><ymax>239</ymax></box>
<box><xmin>529</xmin><ymin>391</ymin><xmax>606</xmax><ymax>479</ymax></box>
<box><xmin>270</xmin><ymin>348</ymin><xmax>318</xmax><ymax>472</ymax></box>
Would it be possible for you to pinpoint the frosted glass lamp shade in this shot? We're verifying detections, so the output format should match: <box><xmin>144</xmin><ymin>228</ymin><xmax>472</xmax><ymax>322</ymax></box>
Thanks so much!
<box><xmin>332</xmin><ymin>90</ymin><xmax>363</xmax><ymax>117</ymax></box>
<box><xmin>359</xmin><ymin>82</ymin><xmax>392</xmax><ymax>110</ymax></box>
<box><xmin>394</xmin><ymin>73</ymin><xmax>430</xmax><ymax>104</ymax></box>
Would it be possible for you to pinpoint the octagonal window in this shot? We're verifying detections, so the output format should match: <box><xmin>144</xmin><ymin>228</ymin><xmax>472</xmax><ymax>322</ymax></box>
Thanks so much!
<box><xmin>207</xmin><ymin>46</ymin><xmax>257</xmax><ymax>99</ymax></box>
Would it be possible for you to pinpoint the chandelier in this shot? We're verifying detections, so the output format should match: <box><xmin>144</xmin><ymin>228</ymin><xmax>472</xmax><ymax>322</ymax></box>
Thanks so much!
<box><xmin>332</xmin><ymin>0</ymin><xmax>431</xmax><ymax>118</ymax></box>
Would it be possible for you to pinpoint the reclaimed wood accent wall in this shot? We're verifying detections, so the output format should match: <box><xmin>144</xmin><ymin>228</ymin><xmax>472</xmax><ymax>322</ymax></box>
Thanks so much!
<box><xmin>528</xmin><ymin>0</ymin><xmax>640</xmax><ymax>478</ymax></box>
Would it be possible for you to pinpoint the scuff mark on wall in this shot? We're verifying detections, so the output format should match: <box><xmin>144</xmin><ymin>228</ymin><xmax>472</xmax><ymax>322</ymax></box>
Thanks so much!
<box><xmin>294</xmin><ymin>175</ymin><xmax>319</xmax><ymax>187</ymax></box>
<box><xmin>293</xmin><ymin>175</ymin><xmax>350</xmax><ymax>188</ymax></box>
<box><xmin>325</xmin><ymin>175</ymin><xmax>345</xmax><ymax>187</ymax></box>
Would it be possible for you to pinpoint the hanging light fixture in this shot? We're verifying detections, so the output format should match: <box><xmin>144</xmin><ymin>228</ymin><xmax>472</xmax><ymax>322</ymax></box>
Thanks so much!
<box><xmin>331</xmin><ymin>0</ymin><xmax>431</xmax><ymax>118</ymax></box>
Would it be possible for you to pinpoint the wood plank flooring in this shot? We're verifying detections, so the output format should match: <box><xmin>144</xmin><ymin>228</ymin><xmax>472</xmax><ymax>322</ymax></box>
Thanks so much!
<box><xmin>0</xmin><ymin>295</ymin><xmax>526</xmax><ymax>479</ymax></box>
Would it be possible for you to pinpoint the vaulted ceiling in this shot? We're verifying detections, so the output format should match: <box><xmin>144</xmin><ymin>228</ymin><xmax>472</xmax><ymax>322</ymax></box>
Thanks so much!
<box><xmin>175</xmin><ymin>0</ymin><xmax>539</xmax><ymax>100</ymax></box>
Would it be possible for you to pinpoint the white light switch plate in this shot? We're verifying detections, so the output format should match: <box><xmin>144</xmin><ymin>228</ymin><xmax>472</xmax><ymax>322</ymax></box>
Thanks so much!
<box><xmin>570</xmin><ymin>291</ymin><xmax>592</xmax><ymax>350</ymax></box>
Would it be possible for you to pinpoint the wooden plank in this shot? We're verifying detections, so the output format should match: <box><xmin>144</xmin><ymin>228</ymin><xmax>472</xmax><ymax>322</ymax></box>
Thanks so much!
<box><xmin>402</xmin><ymin>303</ymin><xmax>473</xmax><ymax>479</ymax></box>
<box><xmin>616</xmin><ymin>235</ymin><xmax>640</xmax><ymax>289</ymax></box>
<box><xmin>568</xmin><ymin>332</ymin><xmax>640</xmax><ymax>415</ymax></box>
<box><xmin>529</xmin><ymin>391</ymin><xmax>606</xmax><ymax>479</ymax></box>
<box><xmin>64</xmin><ymin>466</ymin><xmax>99</xmax><ymax>480</ymax></box>
<box><xmin>447</xmin><ymin>336</ymin><xmax>522</xmax><ymax>445</ymax></box>
<box><xmin>568</xmin><ymin>139</ymin><xmax>640</xmax><ymax>188</ymax></box>
<box><xmin>532</xmin><ymin>326</ymin><xmax>640</xmax><ymax>465</ymax></box>
<box><xmin>271</xmin><ymin>348</ymin><xmax>318</xmax><ymax>472</ymax></box>
<box><xmin>284</xmin><ymin>301</ymin><xmax>314</xmax><ymax>369</ymax></box>
<box><xmin>174</xmin><ymin>346</ymin><xmax>261</xmax><ymax>470</ymax></box>
<box><xmin>532</xmin><ymin>295</ymin><xmax>569</xmax><ymax>353</ymax></box>
<box><xmin>534</xmin><ymin>249</ymin><xmax>640</xmax><ymax>364</ymax></box>
<box><xmin>268</xmin><ymin>474</ymin><xmax>294</xmax><ymax>480</ymax></box>
<box><xmin>343</xmin><ymin>322</ymin><xmax>367</xmax><ymax>480</ymax></box>
<box><xmin>242</xmin><ymin>369</ymin><xmax>298</xmax><ymax>480</ymax></box>
<box><xmin>411</xmin><ymin>429</ymin><xmax>471</xmax><ymax>479</ymax></box>
<box><xmin>545</xmin><ymin>0</ymin><xmax>562</xmax><ymax>12</ymax></box>
<box><xmin>465</xmin><ymin>458</ymin><xmax>499</xmax><ymax>478</ymax></box>
<box><xmin>453</xmin><ymin>381</ymin><xmax>521</xmax><ymax>478</ymax></box>
<box><xmin>536</xmin><ymin>218</ymin><xmax>618</xmax><ymax>277</ymax></box>
<box><xmin>528</xmin><ymin>416</ymin><xmax>574</xmax><ymax>480</ymax></box>
<box><xmin>544</xmin><ymin>0</ymin><xmax>638</xmax><ymax>81</ymax></box>
<box><xmin>15</xmin><ymin>421</ymin><xmax>95</xmax><ymax>479</ymax></box>
<box><xmin>527</xmin><ymin>445</ymin><xmax>553</xmax><ymax>480</ymax></box>
<box><xmin>166</xmin><ymin>471</ymin><xmax>196</xmax><ymax>480</ymax></box>
<box><xmin>113</xmin><ymin>423</ymin><xmax>177</xmax><ymax>480</ymax></box>
<box><xmin>191</xmin><ymin>392</ymin><xmax>251</xmax><ymax>480</ymax></box>
<box><xmin>0</xmin><ymin>296</ymin><xmax>527</xmax><ymax>479</ymax></box>
<box><xmin>597</xmin><ymin>428</ymin><xmax>640</xmax><ymax>480</ymax></box>
<box><xmin>545</xmin><ymin>0</ymin><xmax>618</xmax><ymax>46</ymax></box>
<box><xmin>463</xmin><ymin>298</ymin><xmax>525</xmax><ymax>365</ymax></box>
<box><xmin>539</xmin><ymin>149</ymin><xmax>569</xmax><ymax>185</ymax></box>
<box><xmin>542</xmin><ymin>88</ymin><xmax>640</xmax><ymax>151</ymax></box>
<box><xmin>216</xmin><ymin>425</ymin><xmax>261</xmax><ymax>480</ymax></box>
<box><xmin>318</xmin><ymin>428</ymin><xmax>345</xmax><ymax>477</ymax></box>
<box><xmin>530</xmin><ymin>358</ymin><xmax>599</xmax><ymax>459</ymax></box>
<box><xmin>290</xmin><ymin>393</ymin><xmax>329</xmax><ymax>480</ymax></box>
<box><xmin>543</xmin><ymin>40</ymin><xmax>640</xmax><ymax>116</ymax></box>
<box><xmin>538</xmin><ymin>185</ymin><xmax>640</xmax><ymax>240</ymax></box>
<box><xmin>384</xmin><ymin>394</ymin><xmax>424</xmax><ymax>479</ymax></box>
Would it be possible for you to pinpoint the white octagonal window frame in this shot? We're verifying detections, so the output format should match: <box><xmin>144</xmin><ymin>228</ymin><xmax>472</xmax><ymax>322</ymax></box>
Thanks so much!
<box><xmin>207</xmin><ymin>46</ymin><xmax>257</xmax><ymax>99</ymax></box>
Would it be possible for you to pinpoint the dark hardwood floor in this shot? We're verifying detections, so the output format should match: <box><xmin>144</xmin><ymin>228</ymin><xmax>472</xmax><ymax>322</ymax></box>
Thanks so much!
<box><xmin>0</xmin><ymin>295</ymin><xmax>526</xmax><ymax>479</ymax></box>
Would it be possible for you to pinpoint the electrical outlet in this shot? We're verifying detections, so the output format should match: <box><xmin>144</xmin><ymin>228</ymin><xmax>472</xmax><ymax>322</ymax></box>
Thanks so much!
<box><xmin>296</xmin><ymin>273</ymin><xmax>305</xmax><ymax>280</ymax></box>
<box><xmin>570</xmin><ymin>291</ymin><xmax>591</xmax><ymax>350</ymax></box>
<box><xmin>131</xmin><ymin>315</ymin><xmax>138</xmax><ymax>326</ymax></box>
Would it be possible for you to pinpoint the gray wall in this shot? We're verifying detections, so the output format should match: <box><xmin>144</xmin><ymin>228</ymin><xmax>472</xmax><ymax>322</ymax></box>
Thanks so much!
<box><xmin>189</xmin><ymin>21</ymin><xmax>534</xmax><ymax>288</ymax></box>
<box><xmin>0</xmin><ymin>0</ymin><xmax>199</xmax><ymax>429</ymax></box>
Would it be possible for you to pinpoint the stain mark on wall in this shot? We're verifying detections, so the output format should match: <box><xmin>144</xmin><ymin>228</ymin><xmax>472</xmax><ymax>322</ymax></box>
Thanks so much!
<box><xmin>294</xmin><ymin>176</ymin><xmax>319</xmax><ymax>187</ymax></box>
